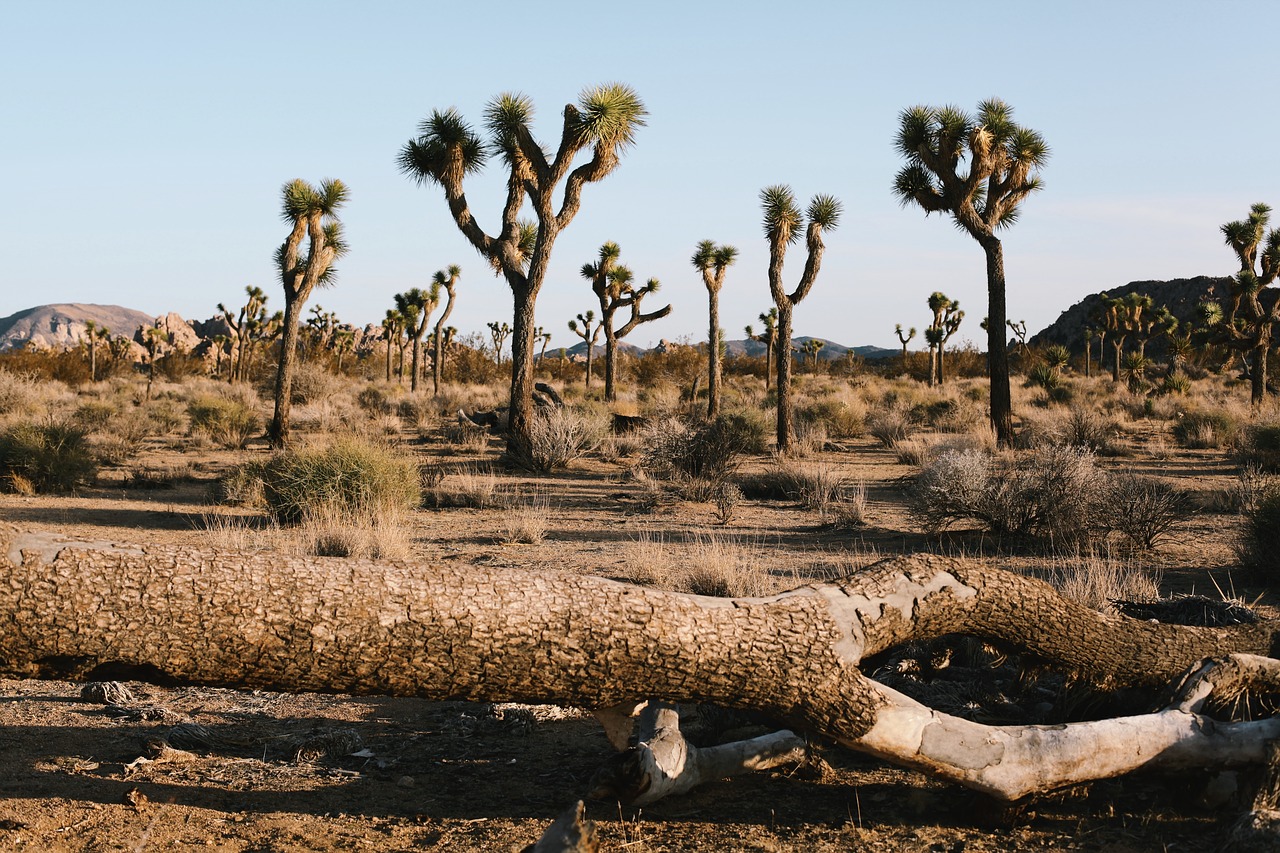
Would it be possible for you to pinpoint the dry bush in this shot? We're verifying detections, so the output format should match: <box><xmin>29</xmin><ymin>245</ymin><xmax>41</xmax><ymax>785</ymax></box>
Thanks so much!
<box><xmin>0</xmin><ymin>419</ymin><xmax>98</xmax><ymax>493</ymax></box>
<box><xmin>894</xmin><ymin>438</ymin><xmax>932</xmax><ymax>467</ymax></box>
<box><xmin>713</xmin><ymin>482</ymin><xmax>743</xmax><ymax>525</ymax></box>
<box><xmin>438</xmin><ymin>418</ymin><xmax>490</xmax><ymax>455</ymax></box>
<box><xmin>1043</xmin><ymin>550</ymin><xmax>1163</xmax><ymax>613</ymax></box>
<box><xmin>521</xmin><ymin>407</ymin><xmax>600</xmax><ymax>472</ymax></box>
<box><xmin>796</xmin><ymin>395</ymin><xmax>866</xmax><ymax>440</ymax></box>
<box><xmin>637</xmin><ymin>416</ymin><xmax>750</xmax><ymax>494</ymax></box>
<box><xmin>0</xmin><ymin>369</ymin><xmax>61</xmax><ymax>417</ymax></box>
<box><xmin>867</xmin><ymin>405</ymin><xmax>916</xmax><ymax>447</ymax></box>
<box><xmin>1020</xmin><ymin>406</ymin><xmax>1123</xmax><ymax>455</ymax></box>
<box><xmin>1236</xmin><ymin>422</ymin><xmax>1280</xmax><ymax>473</ymax></box>
<box><xmin>830</xmin><ymin>480</ymin><xmax>869</xmax><ymax>528</ymax></box>
<box><xmin>285</xmin><ymin>362</ymin><xmax>347</xmax><ymax>406</ymax></box>
<box><xmin>1106</xmin><ymin>472</ymin><xmax>1190</xmax><ymax>549</ymax></box>
<box><xmin>911</xmin><ymin>445</ymin><xmax>1111</xmax><ymax>546</ymax></box>
<box><xmin>187</xmin><ymin>396</ymin><xmax>261</xmax><ymax>450</ymax></box>
<box><xmin>1239</xmin><ymin>483</ymin><xmax>1280</xmax><ymax>575</ymax></box>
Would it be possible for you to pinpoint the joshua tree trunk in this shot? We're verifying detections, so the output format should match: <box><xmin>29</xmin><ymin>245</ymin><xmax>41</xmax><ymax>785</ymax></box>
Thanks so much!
<box><xmin>707</xmin><ymin>291</ymin><xmax>722</xmax><ymax>420</ymax></box>
<box><xmin>602</xmin><ymin>323</ymin><xmax>617</xmax><ymax>401</ymax></box>
<box><xmin>774</xmin><ymin>305</ymin><xmax>794</xmax><ymax>451</ymax></box>
<box><xmin>508</xmin><ymin>289</ymin><xmax>538</xmax><ymax>463</ymax></box>
<box><xmin>1112</xmin><ymin>338</ymin><xmax>1125</xmax><ymax>384</ymax></box>
<box><xmin>763</xmin><ymin>337</ymin><xmax>773</xmax><ymax>391</ymax></box>
<box><xmin>268</xmin><ymin>298</ymin><xmax>304</xmax><ymax>447</ymax></box>
<box><xmin>1252</xmin><ymin>344</ymin><xmax>1270</xmax><ymax>406</ymax></box>
<box><xmin>6</xmin><ymin>529</ymin><xmax>1280</xmax><ymax>807</ymax></box>
<box><xmin>433</xmin><ymin>287</ymin><xmax>457</xmax><ymax>396</ymax></box>
<box><xmin>982</xmin><ymin>239</ymin><xmax>1013</xmax><ymax>447</ymax></box>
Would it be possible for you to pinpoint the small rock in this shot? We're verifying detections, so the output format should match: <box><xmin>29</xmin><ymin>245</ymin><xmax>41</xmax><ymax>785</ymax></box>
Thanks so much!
<box><xmin>397</xmin><ymin>775</ymin><xmax>415</xmax><ymax>788</ymax></box>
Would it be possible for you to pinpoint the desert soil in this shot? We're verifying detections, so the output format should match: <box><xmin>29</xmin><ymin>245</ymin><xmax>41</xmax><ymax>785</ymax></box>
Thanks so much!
<box><xmin>0</xmin><ymin>416</ymin><xmax>1264</xmax><ymax>851</ymax></box>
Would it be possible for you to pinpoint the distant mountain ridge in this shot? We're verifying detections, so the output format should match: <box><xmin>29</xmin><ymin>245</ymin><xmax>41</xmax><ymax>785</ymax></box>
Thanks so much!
<box><xmin>559</xmin><ymin>336</ymin><xmax>897</xmax><ymax>361</ymax></box>
<box><xmin>0</xmin><ymin>304</ymin><xmax>158</xmax><ymax>352</ymax></box>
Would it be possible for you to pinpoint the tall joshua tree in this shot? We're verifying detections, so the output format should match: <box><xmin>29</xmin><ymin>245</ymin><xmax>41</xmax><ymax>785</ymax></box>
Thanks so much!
<box><xmin>395</xmin><ymin>285</ymin><xmax>440</xmax><ymax>392</ymax></box>
<box><xmin>430</xmin><ymin>265</ymin><xmax>461</xmax><ymax>394</ymax></box>
<box><xmin>83</xmin><ymin>320</ymin><xmax>110</xmax><ymax>382</ymax></box>
<box><xmin>269</xmin><ymin>178</ymin><xmax>349</xmax><ymax>448</ymax></box>
<box><xmin>219</xmin><ymin>286</ymin><xmax>268</xmax><ymax>383</ymax></box>
<box><xmin>399</xmin><ymin>84</ymin><xmax>647</xmax><ymax>462</ymax></box>
<box><xmin>582</xmin><ymin>242</ymin><xmax>672</xmax><ymax>402</ymax></box>
<box><xmin>1216</xmin><ymin>203</ymin><xmax>1280</xmax><ymax>405</ymax></box>
<box><xmin>761</xmin><ymin>185</ymin><xmax>841</xmax><ymax>454</ymax></box>
<box><xmin>567</xmin><ymin>310</ymin><xmax>602</xmax><ymax>388</ymax></box>
<box><xmin>893</xmin><ymin>99</ymin><xmax>1048</xmax><ymax>447</ymax></box>
<box><xmin>746</xmin><ymin>308</ymin><xmax>779</xmax><ymax>389</ymax></box>
<box><xmin>691</xmin><ymin>240</ymin><xmax>738</xmax><ymax>419</ymax></box>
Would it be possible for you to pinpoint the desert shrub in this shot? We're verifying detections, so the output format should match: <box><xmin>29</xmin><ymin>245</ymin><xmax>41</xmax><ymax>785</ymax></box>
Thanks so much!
<box><xmin>188</xmin><ymin>396</ymin><xmax>261</xmax><ymax>450</ymax></box>
<box><xmin>797</xmin><ymin>397</ymin><xmax>865</xmax><ymax>440</ymax></box>
<box><xmin>1044</xmin><ymin>551</ymin><xmax>1163</xmax><ymax>613</ymax></box>
<box><xmin>90</xmin><ymin>409</ymin><xmax>156</xmax><ymax>465</ymax></box>
<box><xmin>0</xmin><ymin>369</ymin><xmax>51</xmax><ymax>415</ymax></box>
<box><xmin>519</xmin><ymin>407</ymin><xmax>599</xmax><ymax>472</ymax></box>
<box><xmin>144</xmin><ymin>399</ymin><xmax>186</xmax><ymax>435</ymax></box>
<box><xmin>72</xmin><ymin>400</ymin><xmax>118</xmax><ymax>430</ymax></box>
<box><xmin>717</xmin><ymin>408</ymin><xmax>771</xmax><ymax>454</ymax></box>
<box><xmin>213</xmin><ymin>460</ymin><xmax>267</xmax><ymax>506</ymax></box>
<box><xmin>498</xmin><ymin>496</ymin><xmax>551</xmax><ymax>544</ymax></box>
<box><xmin>1236</xmin><ymin>423</ymin><xmax>1280</xmax><ymax>473</ymax></box>
<box><xmin>1106</xmin><ymin>473</ymin><xmax>1189</xmax><ymax>549</ymax></box>
<box><xmin>639</xmin><ymin>415</ymin><xmax>751</xmax><ymax>489</ymax></box>
<box><xmin>622</xmin><ymin>531</ymin><xmax>779</xmax><ymax>598</ymax></box>
<box><xmin>894</xmin><ymin>438</ymin><xmax>932</xmax><ymax>466</ymax></box>
<box><xmin>0</xmin><ymin>420</ymin><xmax>98</xmax><ymax>493</ymax></box>
<box><xmin>286</xmin><ymin>362</ymin><xmax>347</xmax><ymax>406</ymax></box>
<box><xmin>1173</xmin><ymin>410</ymin><xmax>1242</xmax><ymax>450</ymax></box>
<box><xmin>1239</xmin><ymin>486</ymin><xmax>1280</xmax><ymax>575</ymax></box>
<box><xmin>713</xmin><ymin>482</ymin><xmax>743</xmax><ymax>525</ymax></box>
<box><xmin>911</xmin><ymin>445</ymin><xmax>1109</xmax><ymax>546</ymax></box>
<box><xmin>867</xmin><ymin>406</ymin><xmax>916</xmax><ymax>447</ymax></box>
<box><xmin>357</xmin><ymin>386</ymin><xmax>392</xmax><ymax>417</ymax></box>
<box><xmin>256</xmin><ymin>437</ymin><xmax>422</xmax><ymax>525</ymax></box>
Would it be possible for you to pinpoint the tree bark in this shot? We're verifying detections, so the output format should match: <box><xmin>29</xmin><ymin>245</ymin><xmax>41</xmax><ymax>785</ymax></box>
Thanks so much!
<box><xmin>707</xmin><ymin>289</ymin><xmax>721</xmax><ymax>421</ymax></box>
<box><xmin>774</xmin><ymin>304</ymin><xmax>794</xmax><ymax>453</ymax></box>
<box><xmin>268</xmin><ymin>297</ymin><xmax>304</xmax><ymax>448</ymax></box>
<box><xmin>6</xmin><ymin>529</ymin><xmax>1280</xmax><ymax>804</ymax></box>
<box><xmin>507</xmin><ymin>287</ymin><xmax>538</xmax><ymax>464</ymax></box>
<box><xmin>982</xmin><ymin>239</ymin><xmax>1013</xmax><ymax>448</ymax></box>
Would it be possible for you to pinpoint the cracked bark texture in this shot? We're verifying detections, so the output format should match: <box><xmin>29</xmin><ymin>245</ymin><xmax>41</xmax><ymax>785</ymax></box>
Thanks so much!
<box><xmin>3</xmin><ymin>528</ymin><xmax>1279</xmax><ymax>801</ymax></box>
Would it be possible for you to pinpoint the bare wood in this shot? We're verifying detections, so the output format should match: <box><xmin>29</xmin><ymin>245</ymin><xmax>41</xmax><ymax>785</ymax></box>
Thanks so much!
<box><xmin>4</xmin><ymin>529</ymin><xmax>1280</xmax><ymax>802</ymax></box>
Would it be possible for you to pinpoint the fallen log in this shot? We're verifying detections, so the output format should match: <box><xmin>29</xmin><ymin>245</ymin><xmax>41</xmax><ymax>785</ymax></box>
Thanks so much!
<box><xmin>3</xmin><ymin>526</ymin><xmax>1280</xmax><ymax>803</ymax></box>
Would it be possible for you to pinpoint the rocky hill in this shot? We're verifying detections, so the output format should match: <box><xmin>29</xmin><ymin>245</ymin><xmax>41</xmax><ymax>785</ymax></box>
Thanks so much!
<box><xmin>1028</xmin><ymin>276</ymin><xmax>1234</xmax><ymax>356</ymax></box>
<box><xmin>0</xmin><ymin>304</ymin><xmax>158</xmax><ymax>352</ymax></box>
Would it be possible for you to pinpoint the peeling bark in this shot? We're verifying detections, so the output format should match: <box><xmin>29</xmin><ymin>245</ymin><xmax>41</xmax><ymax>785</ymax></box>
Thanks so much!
<box><xmin>3</xmin><ymin>528</ymin><xmax>1280</xmax><ymax>803</ymax></box>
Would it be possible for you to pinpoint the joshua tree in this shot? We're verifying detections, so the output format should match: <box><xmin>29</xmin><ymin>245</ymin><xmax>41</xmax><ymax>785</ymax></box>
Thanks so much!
<box><xmin>1214</xmin><ymin>203</ymin><xmax>1280</xmax><ymax>405</ymax></box>
<box><xmin>691</xmin><ymin>240</ymin><xmax>738</xmax><ymax>419</ymax></box>
<box><xmin>745</xmin><ymin>308</ymin><xmax>779</xmax><ymax>389</ymax></box>
<box><xmin>83</xmin><ymin>320</ymin><xmax>110</xmax><ymax>382</ymax></box>
<box><xmin>333</xmin><ymin>328</ymin><xmax>355</xmax><ymax>373</ymax></box>
<box><xmin>395</xmin><ymin>286</ymin><xmax>441</xmax><ymax>392</ymax></box>
<box><xmin>534</xmin><ymin>326</ymin><xmax>553</xmax><ymax>365</ymax></box>
<box><xmin>305</xmin><ymin>304</ymin><xmax>340</xmax><ymax>360</ymax></box>
<box><xmin>487</xmin><ymin>321</ymin><xmax>512</xmax><ymax>365</ymax></box>
<box><xmin>218</xmin><ymin>286</ymin><xmax>268</xmax><ymax>383</ymax></box>
<box><xmin>430</xmin><ymin>266</ymin><xmax>461</xmax><ymax>394</ymax></box>
<box><xmin>210</xmin><ymin>334</ymin><xmax>231</xmax><ymax>379</ymax></box>
<box><xmin>399</xmin><ymin>84</ymin><xmax>647</xmax><ymax>462</ymax></box>
<box><xmin>1042</xmin><ymin>344</ymin><xmax>1071</xmax><ymax>377</ymax></box>
<box><xmin>582</xmin><ymin>242</ymin><xmax>672</xmax><ymax>402</ymax></box>
<box><xmin>801</xmin><ymin>338</ymin><xmax>825</xmax><ymax>368</ymax></box>
<box><xmin>925</xmin><ymin>292</ymin><xmax>964</xmax><ymax>385</ymax></box>
<box><xmin>381</xmin><ymin>310</ymin><xmax>402</xmax><ymax>383</ymax></box>
<box><xmin>893</xmin><ymin>99</ymin><xmax>1049</xmax><ymax>447</ymax></box>
<box><xmin>268</xmin><ymin>178</ymin><xmax>348</xmax><ymax>448</ymax></box>
<box><xmin>894</xmin><ymin>324</ymin><xmax>916</xmax><ymax>362</ymax></box>
<box><xmin>140</xmin><ymin>325</ymin><xmax>170</xmax><ymax>400</ymax></box>
<box><xmin>567</xmin><ymin>311</ymin><xmax>602</xmax><ymax>388</ymax></box>
<box><xmin>762</xmin><ymin>185</ymin><xmax>841</xmax><ymax>453</ymax></box>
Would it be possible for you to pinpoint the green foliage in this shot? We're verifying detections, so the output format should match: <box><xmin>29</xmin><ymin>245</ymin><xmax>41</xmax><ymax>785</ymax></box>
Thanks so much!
<box><xmin>187</xmin><ymin>396</ymin><xmax>261</xmax><ymax>450</ymax></box>
<box><xmin>254</xmin><ymin>438</ymin><xmax>422</xmax><ymax>525</ymax></box>
<box><xmin>0</xmin><ymin>420</ymin><xmax>97</xmax><ymax>493</ymax></box>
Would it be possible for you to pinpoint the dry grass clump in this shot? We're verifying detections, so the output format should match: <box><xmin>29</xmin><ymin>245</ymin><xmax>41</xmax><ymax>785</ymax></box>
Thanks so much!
<box><xmin>867</xmin><ymin>405</ymin><xmax>916</xmax><ymax>448</ymax></box>
<box><xmin>1236</xmin><ymin>422</ymin><xmax>1280</xmax><ymax>473</ymax></box>
<box><xmin>498</xmin><ymin>495</ymin><xmax>552</xmax><ymax>544</ymax></box>
<box><xmin>1019</xmin><ymin>406</ymin><xmax>1124</xmax><ymax>455</ymax></box>
<box><xmin>251</xmin><ymin>436</ymin><xmax>422</xmax><ymax>525</ymax></box>
<box><xmin>421</xmin><ymin>463</ymin><xmax>502</xmax><ymax>509</ymax></box>
<box><xmin>621</xmin><ymin>531</ymin><xmax>782</xmax><ymax>598</ymax></box>
<box><xmin>0</xmin><ymin>369</ymin><xmax>50</xmax><ymax>418</ymax></box>
<box><xmin>1043</xmin><ymin>551</ymin><xmax>1162</xmax><ymax>613</ymax></box>
<box><xmin>1238</xmin><ymin>481</ymin><xmax>1280</xmax><ymax>575</ymax></box>
<box><xmin>201</xmin><ymin>510</ymin><xmax>412</xmax><ymax>561</ymax></box>
<box><xmin>1172</xmin><ymin>409</ymin><xmax>1243</xmax><ymax>450</ymax></box>
<box><xmin>637</xmin><ymin>415</ymin><xmax>752</xmax><ymax>499</ymax></box>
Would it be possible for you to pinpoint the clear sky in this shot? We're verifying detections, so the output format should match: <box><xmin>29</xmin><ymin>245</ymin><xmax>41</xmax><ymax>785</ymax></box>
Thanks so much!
<box><xmin>3</xmin><ymin>0</ymin><xmax>1275</xmax><ymax>353</ymax></box>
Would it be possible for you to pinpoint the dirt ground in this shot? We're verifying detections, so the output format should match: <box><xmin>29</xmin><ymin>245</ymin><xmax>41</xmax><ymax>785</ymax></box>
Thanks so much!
<box><xmin>0</xmin><ymin>412</ymin><xmax>1268</xmax><ymax>851</ymax></box>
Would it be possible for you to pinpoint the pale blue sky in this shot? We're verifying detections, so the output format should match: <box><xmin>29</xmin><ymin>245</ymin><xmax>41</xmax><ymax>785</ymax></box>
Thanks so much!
<box><xmin>3</xmin><ymin>0</ymin><xmax>1275</xmax><ymax>352</ymax></box>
